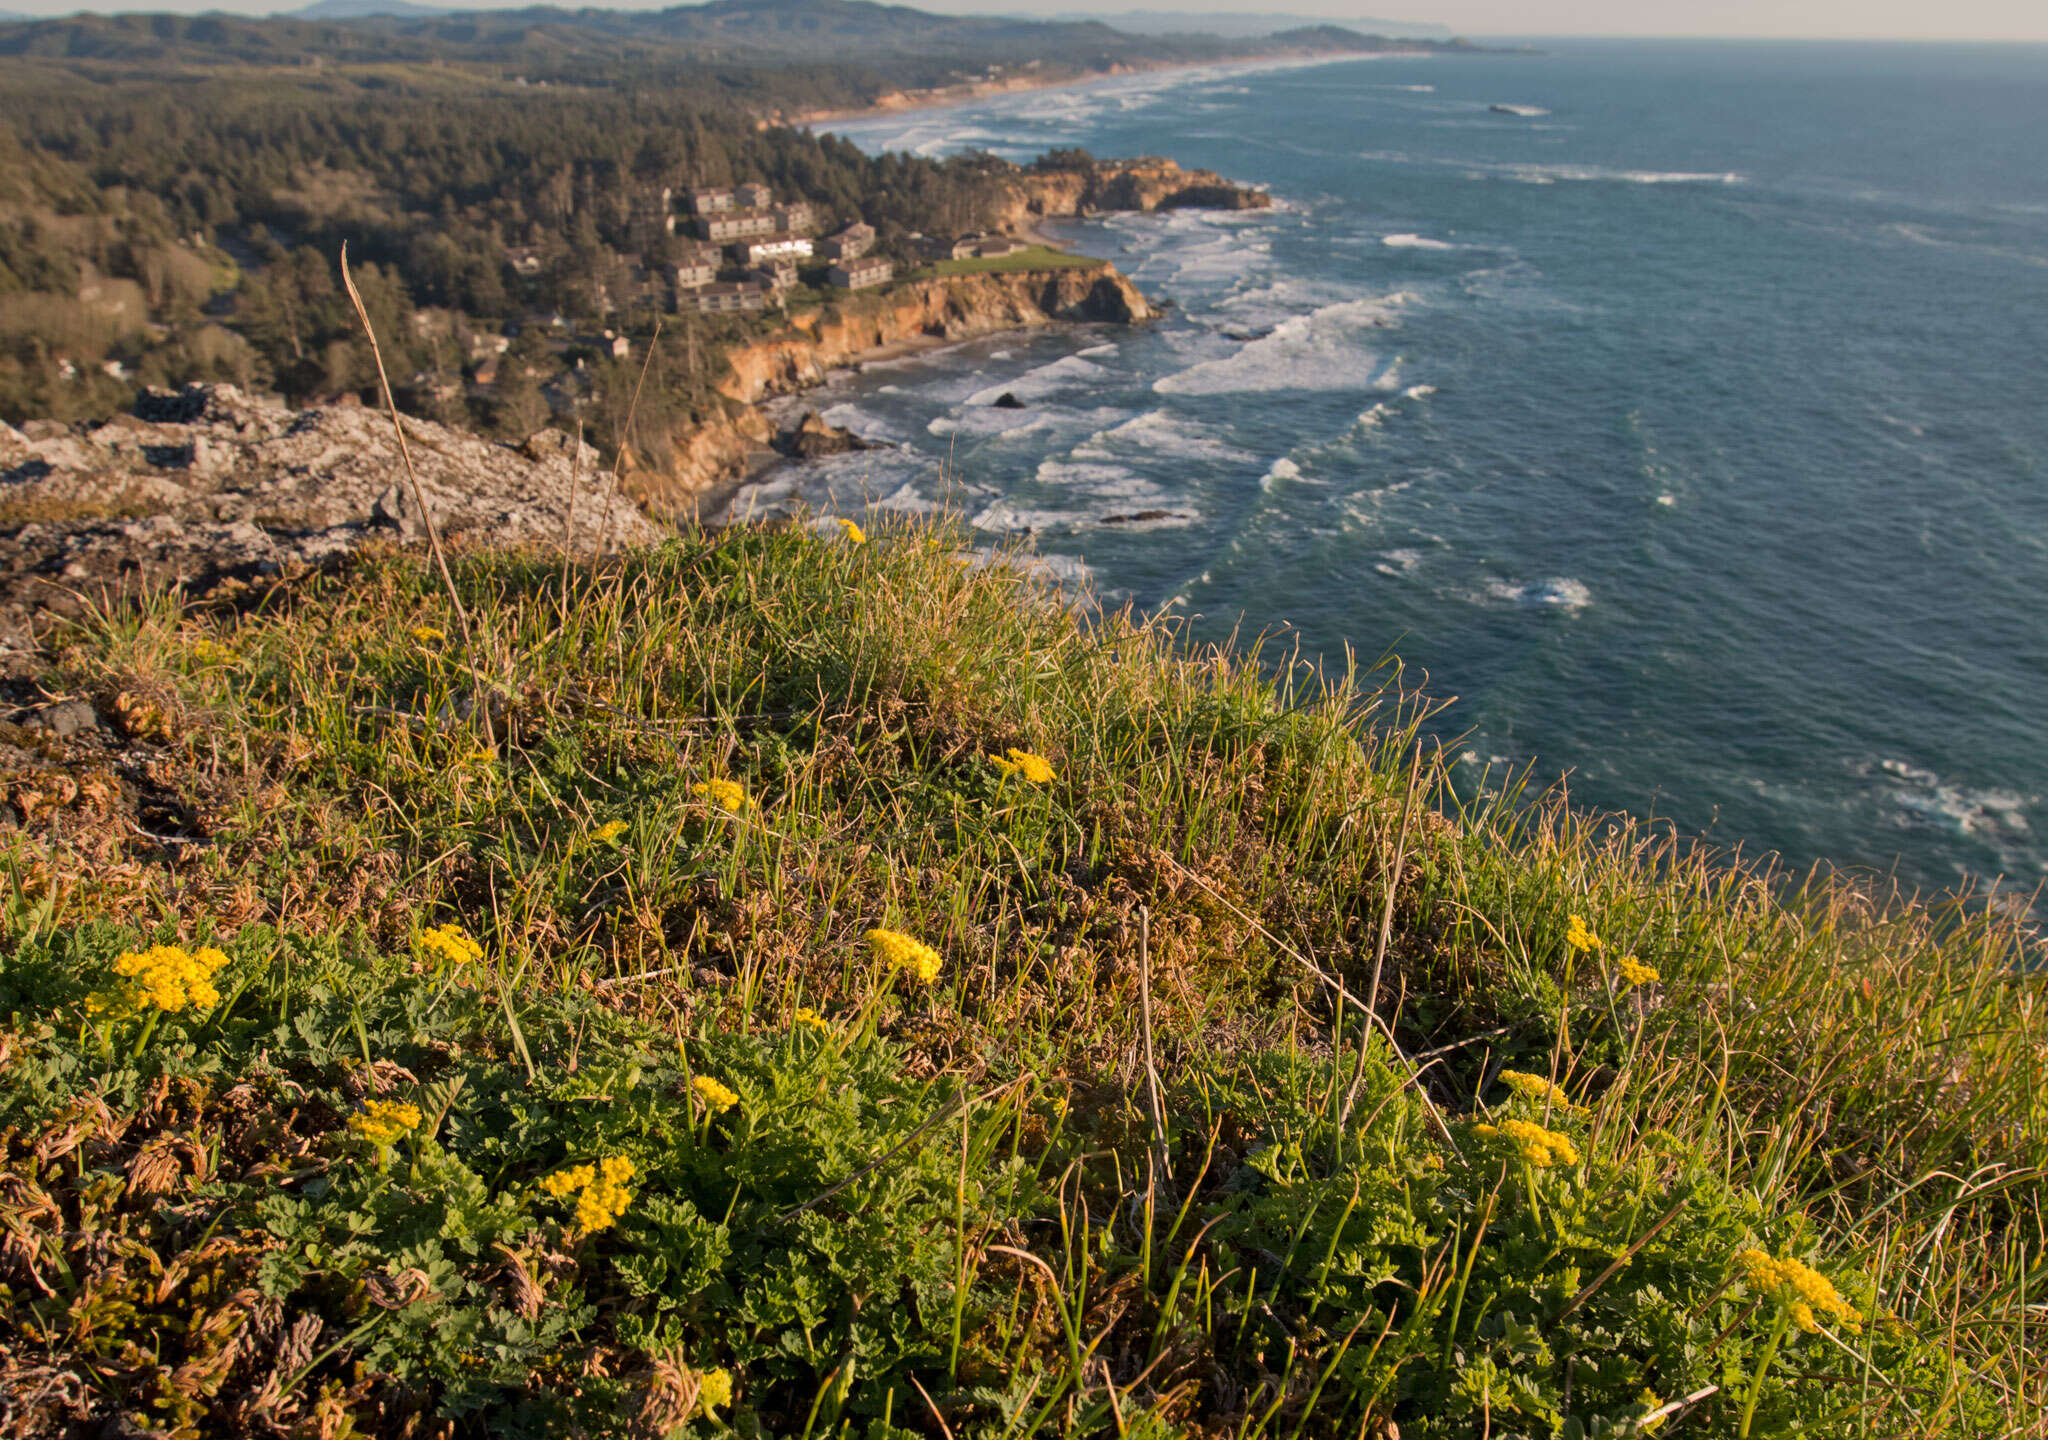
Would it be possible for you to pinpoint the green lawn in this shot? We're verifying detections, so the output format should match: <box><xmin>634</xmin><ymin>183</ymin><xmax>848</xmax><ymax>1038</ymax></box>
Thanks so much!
<box><xmin>916</xmin><ymin>243</ymin><xmax>1104</xmax><ymax>277</ymax></box>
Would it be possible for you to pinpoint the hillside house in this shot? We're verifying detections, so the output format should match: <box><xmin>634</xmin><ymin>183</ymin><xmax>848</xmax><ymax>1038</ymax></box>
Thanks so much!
<box><xmin>773</xmin><ymin>201</ymin><xmax>816</xmax><ymax>234</ymax></box>
<box><xmin>820</xmin><ymin>223</ymin><xmax>875</xmax><ymax>261</ymax></box>
<box><xmin>672</xmin><ymin>248</ymin><xmax>719</xmax><ymax>293</ymax></box>
<box><xmin>733</xmin><ymin>233</ymin><xmax>814</xmax><ymax>266</ymax></box>
<box><xmin>950</xmin><ymin>232</ymin><xmax>1024</xmax><ymax>261</ymax></box>
<box><xmin>687</xmin><ymin>187</ymin><xmax>735</xmax><ymax>215</ymax></box>
<box><xmin>828</xmin><ymin>256</ymin><xmax>893</xmax><ymax>291</ymax></box>
<box><xmin>750</xmin><ymin>258</ymin><xmax>797</xmax><ymax>291</ymax></box>
<box><xmin>735</xmin><ymin>181</ymin><xmax>773</xmax><ymax>209</ymax></box>
<box><xmin>680</xmin><ymin>281</ymin><xmax>770</xmax><ymax>314</ymax></box>
<box><xmin>506</xmin><ymin>247</ymin><xmax>544</xmax><ymax>277</ymax></box>
<box><xmin>696</xmin><ymin>209</ymin><xmax>778</xmax><ymax>243</ymax></box>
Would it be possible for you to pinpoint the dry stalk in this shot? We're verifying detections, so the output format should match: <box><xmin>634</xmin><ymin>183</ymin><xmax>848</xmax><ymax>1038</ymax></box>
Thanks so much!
<box><xmin>338</xmin><ymin>243</ymin><xmax>471</xmax><ymax>646</ymax></box>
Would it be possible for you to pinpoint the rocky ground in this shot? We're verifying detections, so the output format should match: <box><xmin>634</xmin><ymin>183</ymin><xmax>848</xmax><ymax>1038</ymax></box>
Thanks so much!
<box><xmin>0</xmin><ymin>384</ymin><xmax>666</xmax><ymax>669</ymax></box>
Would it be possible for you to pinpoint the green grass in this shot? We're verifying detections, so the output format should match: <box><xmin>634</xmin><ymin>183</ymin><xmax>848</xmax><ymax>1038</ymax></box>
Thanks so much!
<box><xmin>1</xmin><ymin>522</ymin><xmax>2041</xmax><ymax>1437</ymax></box>
<box><xmin>915</xmin><ymin>245</ymin><xmax>1106</xmax><ymax>277</ymax></box>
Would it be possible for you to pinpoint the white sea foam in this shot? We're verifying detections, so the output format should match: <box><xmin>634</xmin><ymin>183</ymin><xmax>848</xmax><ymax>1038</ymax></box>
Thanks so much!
<box><xmin>1404</xmin><ymin>384</ymin><xmax>1438</xmax><ymax>399</ymax></box>
<box><xmin>1374</xmin><ymin>548</ymin><xmax>1424</xmax><ymax>578</ymax></box>
<box><xmin>1483</xmin><ymin>577</ymin><xmax>1593</xmax><ymax>612</ymax></box>
<box><xmin>1489</xmin><ymin>103</ymin><xmax>1551</xmax><ymax>117</ymax></box>
<box><xmin>963</xmin><ymin>354</ymin><xmax>1112</xmax><ymax>407</ymax></box>
<box><xmin>1383</xmin><ymin>233</ymin><xmax>1455</xmax><ymax>250</ymax></box>
<box><xmin>1071</xmin><ymin>409</ymin><xmax>1259</xmax><ymax>465</ymax></box>
<box><xmin>1361</xmin><ymin>150</ymin><xmax>1744</xmax><ymax>186</ymax></box>
<box><xmin>1153</xmin><ymin>294</ymin><xmax>1412</xmax><ymax>397</ymax></box>
<box><xmin>1076</xmin><ymin>343</ymin><xmax>1121</xmax><ymax>358</ymax></box>
<box><xmin>1260</xmin><ymin>456</ymin><xmax>1302</xmax><ymax>491</ymax></box>
<box><xmin>1871</xmin><ymin>759</ymin><xmax>2036</xmax><ymax>839</ymax></box>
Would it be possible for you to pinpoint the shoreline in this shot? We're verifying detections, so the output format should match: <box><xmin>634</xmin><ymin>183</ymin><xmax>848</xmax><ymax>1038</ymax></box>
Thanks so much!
<box><xmin>793</xmin><ymin>48</ymin><xmax>1426</xmax><ymax>131</ymax></box>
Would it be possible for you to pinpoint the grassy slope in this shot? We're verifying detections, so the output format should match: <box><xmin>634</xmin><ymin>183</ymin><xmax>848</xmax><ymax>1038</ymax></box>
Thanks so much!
<box><xmin>0</xmin><ymin>524</ymin><xmax>2041</xmax><ymax>1437</ymax></box>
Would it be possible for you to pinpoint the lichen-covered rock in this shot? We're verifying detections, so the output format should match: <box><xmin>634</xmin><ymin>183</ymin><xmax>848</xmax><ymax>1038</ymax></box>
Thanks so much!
<box><xmin>0</xmin><ymin>384</ymin><xmax>662</xmax><ymax>660</ymax></box>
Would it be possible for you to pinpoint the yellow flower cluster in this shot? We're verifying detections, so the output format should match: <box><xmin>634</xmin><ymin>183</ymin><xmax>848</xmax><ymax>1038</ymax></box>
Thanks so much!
<box><xmin>541</xmin><ymin>1156</ymin><xmax>636</xmax><ymax>1234</ymax></box>
<box><xmin>867</xmin><ymin>928</ymin><xmax>942</xmax><ymax>984</ymax></box>
<box><xmin>1566</xmin><ymin>913</ymin><xmax>1602</xmax><ymax>953</ymax></box>
<box><xmin>692</xmin><ymin>1076</ymin><xmax>739</xmax><ymax>1113</ymax></box>
<box><xmin>187</xmin><ymin>638</ymin><xmax>234</xmax><ymax>667</ymax></box>
<box><xmin>1473</xmin><ymin>1118</ymin><xmax>1581</xmax><ymax>1169</ymax></box>
<box><xmin>695</xmin><ymin>1367</ymin><xmax>734</xmax><ymax>1417</ymax></box>
<box><xmin>1736</xmin><ymin>1249</ymin><xmax>1863</xmax><ymax>1333</ymax></box>
<box><xmin>837</xmin><ymin>518</ymin><xmax>866</xmax><ymax>545</ymax></box>
<box><xmin>417</xmin><ymin>923</ymin><xmax>484</xmax><ymax>966</ymax></box>
<box><xmin>793</xmin><ymin>1007</ymin><xmax>828</xmax><ymax>1032</ymax></box>
<box><xmin>990</xmin><ymin>748</ymin><xmax>1056</xmax><ymax>784</ymax></box>
<box><xmin>592</xmin><ymin>819</ymin><xmax>629</xmax><ymax>845</ymax></box>
<box><xmin>349</xmin><ymin>1099</ymin><xmax>422</xmax><ymax>1147</ymax></box>
<box><xmin>411</xmin><ymin>626</ymin><xmax>446</xmax><ymax>643</ymax></box>
<box><xmin>98</xmin><ymin>944</ymin><xmax>230</xmax><ymax>1016</ymax></box>
<box><xmin>1615</xmin><ymin>953</ymin><xmax>1660</xmax><ymax>987</ymax></box>
<box><xmin>692</xmin><ymin>779</ymin><xmax>753</xmax><ymax>813</ymax></box>
<box><xmin>1498</xmin><ymin>1069</ymin><xmax>1585</xmax><ymax>1113</ymax></box>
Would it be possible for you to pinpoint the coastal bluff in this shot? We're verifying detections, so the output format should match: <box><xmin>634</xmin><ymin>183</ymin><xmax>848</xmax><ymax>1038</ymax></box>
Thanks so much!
<box><xmin>632</xmin><ymin>262</ymin><xmax>1152</xmax><ymax>513</ymax></box>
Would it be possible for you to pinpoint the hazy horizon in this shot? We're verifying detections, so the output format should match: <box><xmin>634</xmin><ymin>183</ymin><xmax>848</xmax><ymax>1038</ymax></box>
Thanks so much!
<box><xmin>1</xmin><ymin>0</ymin><xmax>2045</xmax><ymax>43</ymax></box>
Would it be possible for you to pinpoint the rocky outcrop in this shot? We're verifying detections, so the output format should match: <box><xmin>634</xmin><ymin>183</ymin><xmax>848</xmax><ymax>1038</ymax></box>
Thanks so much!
<box><xmin>997</xmin><ymin>158</ymin><xmax>1271</xmax><ymax>226</ymax></box>
<box><xmin>0</xmin><ymin>384</ymin><xmax>664</xmax><ymax>657</ymax></box>
<box><xmin>776</xmin><ymin>412</ymin><xmax>875</xmax><ymax>460</ymax></box>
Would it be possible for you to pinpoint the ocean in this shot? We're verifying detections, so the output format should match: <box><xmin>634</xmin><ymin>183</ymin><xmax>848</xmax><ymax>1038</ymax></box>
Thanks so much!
<box><xmin>725</xmin><ymin>40</ymin><xmax>2048</xmax><ymax>908</ymax></box>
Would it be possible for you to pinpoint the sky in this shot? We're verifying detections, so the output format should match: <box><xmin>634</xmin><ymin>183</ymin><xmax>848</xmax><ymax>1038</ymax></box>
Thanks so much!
<box><xmin>1</xmin><ymin>0</ymin><xmax>2045</xmax><ymax>42</ymax></box>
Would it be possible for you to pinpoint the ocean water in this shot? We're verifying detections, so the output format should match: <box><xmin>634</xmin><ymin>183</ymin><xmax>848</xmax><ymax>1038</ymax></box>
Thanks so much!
<box><xmin>729</xmin><ymin>41</ymin><xmax>2048</xmax><ymax>907</ymax></box>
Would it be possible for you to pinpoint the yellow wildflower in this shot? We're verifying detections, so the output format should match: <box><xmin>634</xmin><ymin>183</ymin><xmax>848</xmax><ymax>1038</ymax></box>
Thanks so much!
<box><xmin>349</xmin><ymin>1099</ymin><xmax>422</xmax><ymax>1147</ymax></box>
<box><xmin>1735</xmin><ymin>1248</ymin><xmax>1863</xmax><ymax>1332</ymax></box>
<box><xmin>592</xmin><ymin>819</ymin><xmax>629</xmax><ymax>845</ymax></box>
<box><xmin>1498</xmin><ymin>1069</ymin><xmax>1584</xmax><ymax>1114</ymax></box>
<box><xmin>696</xmin><ymin>1367</ymin><xmax>734</xmax><ymax>1418</ymax></box>
<box><xmin>692</xmin><ymin>1076</ymin><xmax>739</xmax><ymax>1113</ymax></box>
<box><xmin>411</xmin><ymin>626</ymin><xmax>445</xmax><ymax>643</ymax></box>
<box><xmin>990</xmin><ymin>748</ymin><xmax>1056</xmax><ymax>784</ymax></box>
<box><xmin>100</xmin><ymin>944</ymin><xmax>231</xmax><ymax>1016</ymax></box>
<box><xmin>692</xmin><ymin>778</ymin><xmax>753</xmax><ymax>813</ymax></box>
<box><xmin>1566</xmin><ymin>914</ymin><xmax>1602</xmax><ymax>953</ymax></box>
<box><xmin>837</xmin><ymin>518</ymin><xmax>866</xmax><ymax>545</ymax></box>
<box><xmin>417</xmin><ymin>923</ymin><xmax>484</xmax><ymax>967</ymax></box>
<box><xmin>793</xmin><ymin>1007</ymin><xmax>828</xmax><ymax>1032</ymax></box>
<box><xmin>1615</xmin><ymin>953</ymin><xmax>1660</xmax><ymax>987</ymax></box>
<box><xmin>866</xmin><ymin>927</ymin><xmax>942</xmax><ymax>984</ymax></box>
<box><xmin>1474</xmin><ymin>1118</ymin><xmax>1580</xmax><ymax>1168</ymax></box>
<box><xmin>188</xmin><ymin>637</ymin><xmax>234</xmax><ymax>667</ymax></box>
<box><xmin>542</xmin><ymin>1157</ymin><xmax>635</xmax><ymax>1234</ymax></box>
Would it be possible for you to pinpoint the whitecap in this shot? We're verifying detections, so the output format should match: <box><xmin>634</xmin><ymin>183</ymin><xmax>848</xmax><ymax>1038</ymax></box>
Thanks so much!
<box><xmin>1383</xmin><ymin>233</ymin><xmax>1455</xmax><ymax>250</ymax></box>
<box><xmin>1483</xmin><ymin>577</ymin><xmax>1593</xmax><ymax>612</ymax></box>
<box><xmin>1153</xmin><ymin>294</ymin><xmax>1413</xmax><ymax>397</ymax></box>
<box><xmin>1260</xmin><ymin>456</ymin><xmax>1301</xmax><ymax>491</ymax></box>
<box><xmin>1403</xmin><ymin>384</ymin><xmax>1437</xmax><ymax>399</ymax></box>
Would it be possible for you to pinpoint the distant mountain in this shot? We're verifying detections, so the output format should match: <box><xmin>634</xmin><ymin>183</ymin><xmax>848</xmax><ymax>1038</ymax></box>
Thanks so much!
<box><xmin>286</xmin><ymin>0</ymin><xmax>452</xmax><ymax>17</ymax></box>
<box><xmin>1054</xmin><ymin>9</ymin><xmax>1452</xmax><ymax>40</ymax></box>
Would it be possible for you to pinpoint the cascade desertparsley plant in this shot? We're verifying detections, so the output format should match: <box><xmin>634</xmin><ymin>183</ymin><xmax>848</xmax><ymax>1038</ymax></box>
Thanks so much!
<box><xmin>1498</xmin><ymin>1068</ymin><xmax>1585</xmax><ymax>1113</ymax></box>
<box><xmin>691</xmin><ymin>1075</ymin><xmax>739</xmax><ymax>1113</ymax></box>
<box><xmin>348</xmin><ymin>1100</ymin><xmax>422</xmax><ymax>1147</ymax></box>
<box><xmin>692</xmin><ymin>778</ymin><xmax>753</xmax><ymax>813</ymax></box>
<box><xmin>91</xmin><ymin>944</ymin><xmax>230</xmax><ymax>1016</ymax></box>
<box><xmin>1473</xmin><ymin>1117</ymin><xmax>1582</xmax><ymax>1168</ymax></box>
<box><xmin>416</xmin><ymin>923</ymin><xmax>483</xmax><ymax>967</ymax></box>
<box><xmin>866</xmin><ymin>928</ymin><xmax>942</xmax><ymax>984</ymax></box>
<box><xmin>1738</xmin><ymin>1248</ymin><xmax>1864</xmax><ymax>1333</ymax></box>
<box><xmin>1616</xmin><ymin>953</ymin><xmax>1659</xmax><ymax>986</ymax></box>
<box><xmin>541</xmin><ymin>1157</ymin><xmax>636</xmax><ymax>1234</ymax></box>
<box><xmin>1567</xmin><ymin>913</ymin><xmax>1602</xmax><ymax>954</ymax></box>
<box><xmin>990</xmin><ymin>748</ymin><xmax>1056</xmax><ymax>783</ymax></box>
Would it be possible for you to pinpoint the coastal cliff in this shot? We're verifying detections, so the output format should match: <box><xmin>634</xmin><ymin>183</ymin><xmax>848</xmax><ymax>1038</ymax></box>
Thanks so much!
<box><xmin>635</xmin><ymin>263</ymin><xmax>1151</xmax><ymax>512</ymax></box>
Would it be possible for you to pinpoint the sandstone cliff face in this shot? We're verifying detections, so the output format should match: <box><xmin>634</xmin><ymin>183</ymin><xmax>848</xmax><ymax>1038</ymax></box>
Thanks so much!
<box><xmin>996</xmin><ymin>158</ymin><xmax>1272</xmax><ymax>228</ymax></box>
<box><xmin>630</xmin><ymin>265</ymin><xmax>1150</xmax><ymax>512</ymax></box>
